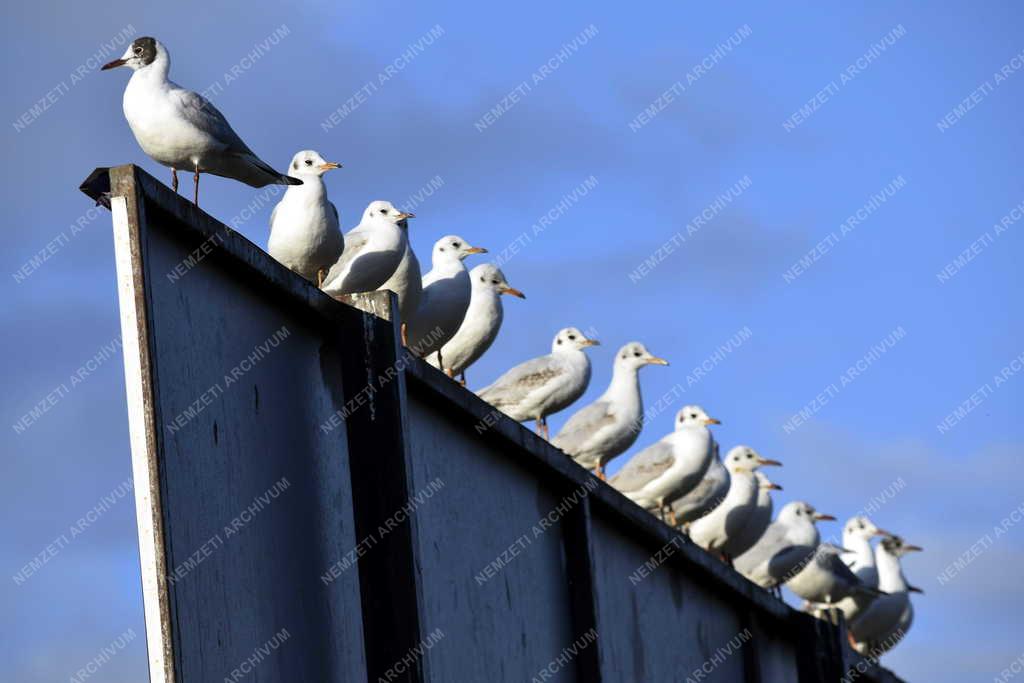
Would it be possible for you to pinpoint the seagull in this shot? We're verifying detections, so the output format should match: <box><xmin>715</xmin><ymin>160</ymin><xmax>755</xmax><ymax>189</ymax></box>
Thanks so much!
<box><xmin>321</xmin><ymin>201</ymin><xmax>413</xmax><ymax>296</ymax></box>
<box><xmin>477</xmin><ymin>327</ymin><xmax>598</xmax><ymax>439</ymax></box>
<box><xmin>610</xmin><ymin>405</ymin><xmax>719</xmax><ymax>524</ymax></box>
<box><xmin>787</xmin><ymin>543</ymin><xmax>885</xmax><ymax>621</ymax></box>
<box><xmin>552</xmin><ymin>342</ymin><xmax>669</xmax><ymax>480</ymax></box>
<box><xmin>733</xmin><ymin>500</ymin><xmax>833</xmax><ymax>587</ymax></box>
<box><xmin>840</xmin><ymin>515</ymin><xmax>891</xmax><ymax>587</ymax></box>
<box><xmin>689</xmin><ymin>447</ymin><xmax>783</xmax><ymax>560</ymax></box>
<box><xmin>667</xmin><ymin>440</ymin><xmax>728</xmax><ymax>526</ymax></box>
<box><xmin>377</xmin><ymin>230</ymin><xmax>421</xmax><ymax>345</ymax></box>
<box><xmin>427</xmin><ymin>264</ymin><xmax>524</xmax><ymax>384</ymax></box>
<box><xmin>726</xmin><ymin>470</ymin><xmax>783</xmax><ymax>558</ymax></box>
<box><xmin>406</xmin><ymin>235</ymin><xmax>487</xmax><ymax>367</ymax></box>
<box><xmin>102</xmin><ymin>37</ymin><xmax>299</xmax><ymax>205</ymax></box>
<box><xmin>268</xmin><ymin>150</ymin><xmax>343</xmax><ymax>286</ymax></box>
<box><xmin>848</xmin><ymin>535</ymin><xmax>923</xmax><ymax>654</ymax></box>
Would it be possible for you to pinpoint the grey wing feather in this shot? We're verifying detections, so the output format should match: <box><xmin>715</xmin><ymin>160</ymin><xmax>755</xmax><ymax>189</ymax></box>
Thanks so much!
<box><xmin>553</xmin><ymin>401</ymin><xmax>614</xmax><ymax>452</ymax></box>
<box><xmin>175</xmin><ymin>88</ymin><xmax>253</xmax><ymax>154</ymax></box>
<box><xmin>735</xmin><ymin>522</ymin><xmax>790</xmax><ymax>574</ymax></box>
<box><xmin>611</xmin><ymin>441</ymin><xmax>675</xmax><ymax>492</ymax></box>
<box><xmin>174</xmin><ymin>88</ymin><xmax>297</xmax><ymax>185</ymax></box>
<box><xmin>322</xmin><ymin>232</ymin><xmax>371</xmax><ymax>291</ymax></box>
<box><xmin>478</xmin><ymin>356</ymin><xmax>565</xmax><ymax>405</ymax></box>
<box><xmin>329</xmin><ymin>202</ymin><xmax>339</xmax><ymax>225</ymax></box>
<box><xmin>824</xmin><ymin>552</ymin><xmax>860</xmax><ymax>583</ymax></box>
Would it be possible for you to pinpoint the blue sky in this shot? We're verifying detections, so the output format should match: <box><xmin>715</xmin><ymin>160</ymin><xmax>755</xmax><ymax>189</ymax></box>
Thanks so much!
<box><xmin>2</xmin><ymin>1</ymin><xmax>1022</xmax><ymax>680</ymax></box>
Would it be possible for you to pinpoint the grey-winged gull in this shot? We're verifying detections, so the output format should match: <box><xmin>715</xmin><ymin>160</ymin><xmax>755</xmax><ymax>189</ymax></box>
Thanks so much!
<box><xmin>552</xmin><ymin>342</ymin><xmax>669</xmax><ymax>479</ymax></box>
<box><xmin>427</xmin><ymin>263</ymin><xmax>524</xmax><ymax>384</ymax></box>
<box><xmin>321</xmin><ymin>201</ymin><xmax>413</xmax><ymax>296</ymax></box>
<box><xmin>689</xmin><ymin>446</ymin><xmax>783</xmax><ymax>559</ymax></box>
<box><xmin>102</xmin><ymin>37</ymin><xmax>299</xmax><ymax>205</ymax></box>
<box><xmin>733</xmin><ymin>500</ymin><xmax>832</xmax><ymax>586</ymax></box>
<box><xmin>477</xmin><ymin>327</ymin><xmax>598</xmax><ymax>439</ymax></box>
<box><xmin>610</xmin><ymin>405</ymin><xmax>719</xmax><ymax>523</ymax></box>
<box><xmin>407</xmin><ymin>235</ymin><xmax>487</xmax><ymax>366</ymax></box>
<box><xmin>268</xmin><ymin>150</ymin><xmax>343</xmax><ymax>286</ymax></box>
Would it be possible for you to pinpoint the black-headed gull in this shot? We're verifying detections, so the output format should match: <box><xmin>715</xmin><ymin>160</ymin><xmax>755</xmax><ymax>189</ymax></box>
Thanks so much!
<box><xmin>268</xmin><ymin>150</ymin><xmax>343</xmax><ymax>285</ymax></box>
<box><xmin>321</xmin><ymin>201</ymin><xmax>413</xmax><ymax>296</ymax></box>
<box><xmin>552</xmin><ymin>342</ymin><xmax>669</xmax><ymax>479</ymax></box>
<box><xmin>476</xmin><ymin>327</ymin><xmax>598</xmax><ymax>439</ymax></box>
<box><xmin>690</xmin><ymin>447</ymin><xmax>784</xmax><ymax>560</ymax></box>
<box><xmin>733</xmin><ymin>500</ymin><xmax>831</xmax><ymax>585</ymax></box>
<box><xmin>407</xmin><ymin>235</ymin><xmax>487</xmax><ymax>366</ymax></box>
<box><xmin>428</xmin><ymin>264</ymin><xmax>524</xmax><ymax>384</ymax></box>
<box><xmin>611</xmin><ymin>405</ymin><xmax>719</xmax><ymax>523</ymax></box>
<box><xmin>102</xmin><ymin>36</ymin><xmax>299</xmax><ymax>204</ymax></box>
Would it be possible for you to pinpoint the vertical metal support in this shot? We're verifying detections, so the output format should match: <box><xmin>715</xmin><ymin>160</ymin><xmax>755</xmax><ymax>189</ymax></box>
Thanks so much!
<box><xmin>562</xmin><ymin>496</ymin><xmax>603</xmax><ymax>683</ymax></box>
<box><xmin>739</xmin><ymin>610</ymin><xmax>763</xmax><ymax>683</ymax></box>
<box><xmin>794</xmin><ymin>612</ymin><xmax>844</xmax><ymax>682</ymax></box>
<box><xmin>108</xmin><ymin>166</ymin><xmax>178</xmax><ymax>683</ymax></box>
<box><xmin>339</xmin><ymin>292</ymin><xmax>427</xmax><ymax>683</ymax></box>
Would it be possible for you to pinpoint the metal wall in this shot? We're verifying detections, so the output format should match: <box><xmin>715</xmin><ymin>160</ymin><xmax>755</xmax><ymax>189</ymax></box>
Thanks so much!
<box><xmin>83</xmin><ymin>165</ymin><xmax>904</xmax><ymax>683</ymax></box>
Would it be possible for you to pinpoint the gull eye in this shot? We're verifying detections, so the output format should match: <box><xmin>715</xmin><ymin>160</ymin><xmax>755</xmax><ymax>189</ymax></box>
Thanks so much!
<box><xmin>492</xmin><ymin>279</ymin><xmax>499</xmax><ymax>285</ymax></box>
<box><xmin>381</xmin><ymin>208</ymin><xmax>389</xmax><ymax>215</ymax></box>
<box><xmin>134</xmin><ymin>47</ymin><xmax>143</xmax><ymax>57</ymax></box>
<box><xmin>304</xmin><ymin>159</ymin><xmax>313</xmax><ymax>166</ymax></box>
<box><xmin>453</xmin><ymin>242</ymin><xmax>461</xmax><ymax>248</ymax></box>
<box><xmin>633</xmin><ymin>351</ymin><xmax>642</xmax><ymax>357</ymax></box>
<box><xmin>568</xmin><ymin>335</ymin><xmax>576</xmax><ymax>340</ymax></box>
<box><xmin>690</xmin><ymin>413</ymin><xmax>697</xmax><ymax>419</ymax></box>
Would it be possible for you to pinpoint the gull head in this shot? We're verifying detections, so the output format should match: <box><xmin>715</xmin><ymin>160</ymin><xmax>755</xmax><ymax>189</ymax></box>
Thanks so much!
<box><xmin>362</xmin><ymin>200</ymin><xmax>413</xmax><ymax>226</ymax></box>
<box><xmin>614</xmin><ymin>342</ymin><xmax>668</xmax><ymax>371</ymax></box>
<box><xmin>471</xmin><ymin>264</ymin><xmax>524</xmax><ymax>299</ymax></box>
<box><xmin>779</xmin><ymin>501</ymin><xmax>835</xmax><ymax>526</ymax></box>
<box><xmin>102</xmin><ymin>37</ymin><xmax>166</xmax><ymax>72</ymax></box>
<box><xmin>880</xmin><ymin>534</ymin><xmax>923</xmax><ymax>557</ymax></box>
<box><xmin>288</xmin><ymin>150</ymin><xmax>341</xmax><ymax>179</ymax></box>
<box><xmin>432</xmin><ymin>235</ymin><xmax>487</xmax><ymax>265</ymax></box>
<box><xmin>724</xmin><ymin>445</ymin><xmax>782</xmax><ymax>474</ymax></box>
<box><xmin>675</xmin><ymin>405</ymin><xmax>720</xmax><ymax>430</ymax></box>
<box><xmin>845</xmin><ymin>515</ymin><xmax>891</xmax><ymax>541</ymax></box>
<box><xmin>551</xmin><ymin>327</ymin><xmax>599</xmax><ymax>352</ymax></box>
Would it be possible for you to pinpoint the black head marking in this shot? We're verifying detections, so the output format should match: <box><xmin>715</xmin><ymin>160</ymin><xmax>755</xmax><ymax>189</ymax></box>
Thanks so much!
<box><xmin>132</xmin><ymin>37</ymin><xmax>158</xmax><ymax>66</ymax></box>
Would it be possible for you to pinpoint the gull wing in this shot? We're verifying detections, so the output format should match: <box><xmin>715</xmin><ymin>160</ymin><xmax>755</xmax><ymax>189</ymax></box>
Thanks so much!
<box><xmin>611</xmin><ymin>440</ymin><xmax>675</xmax><ymax>493</ymax></box>
<box><xmin>478</xmin><ymin>355</ymin><xmax>566</xmax><ymax>408</ymax></box>
<box><xmin>173</xmin><ymin>86</ymin><xmax>254</xmax><ymax>155</ymax></box>
<box><xmin>552</xmin><ymin>400</ymin><xmax>615</xmax><ymax>453</ymax></box>
<box><xmin>322</xmin><ymin>231</ymin><xmax>371</xmax><ymax>293</ymax></box>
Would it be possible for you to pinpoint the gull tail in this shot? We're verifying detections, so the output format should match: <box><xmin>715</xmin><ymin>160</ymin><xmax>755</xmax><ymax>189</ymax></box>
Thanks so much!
<box><xmin>854</xmin><ymin>584</ymin><xmax>887</xmax><ymax>599</ymax></box>
<box><xmin>220</xmin><ymin>153</ymin><xmax>303</xmax><ymax>188</ymax></box>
